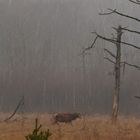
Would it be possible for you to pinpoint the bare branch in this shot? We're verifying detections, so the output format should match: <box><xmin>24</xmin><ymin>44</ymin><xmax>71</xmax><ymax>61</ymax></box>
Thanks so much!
<box><xmin>129</xmin><ymin>0</ymin><xmax>140</xmax><ymax>5</ymax></box>
<box><xmin>111</xmin><ymin>33</ymin><xmax>116</xmax><ymax>40</ymax></box>
<box><xmin>99</xmin><ymin>9</ymin><xmax>116</xmax><ymax>15</ymax></box>
<box><xmin>92</xmin><ymin>32</ymin><xmax>140</xmax><ymax>50</ymax></box>
<box><xmin>134</xmin><ymin>96</ymin><xmax>140</xmax><ymax>99</ymax></box>
<box><xmin>113</xmin><ymin>26</ymin><xmax>140</xmax><ymax>35</ymax></box>
<box><xmin>82</xmin><ymin>36</ymin><xmax>98</xmax><ymax>54</ymax></box>
<box><xmin>121</xmin><ymin>27</ymin><xmax>140</xmax><ymax>35</ymax></box>
<box><xmin>104</xmin><ymin>57</ymin><xmax>115</xmax><ymax>64</ymax></box>
<box><xmin>118</xmin><ymin>40</ymin><xmax>140</xmax><ymax>49</ymax></box>
<box><xmin>121</xmin><ymin>61</ymin><xmax>140</xmax><ymax>70</ymax></box>
<box><xmin>104</xmin><ymin>48</ymin><xmax>116</xmax><ymax>58</ymax></box>
<box><xmin>99</xmin><ymin>8</ymin><xmax>140</xmax><ymax>22</ymax></box>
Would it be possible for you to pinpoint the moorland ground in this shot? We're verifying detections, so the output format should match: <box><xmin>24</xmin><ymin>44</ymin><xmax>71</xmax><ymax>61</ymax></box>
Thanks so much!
<box><xmin>0</xmin><ymin>113</ymin><xmax>140</xmax><ymax>140</ymax></box>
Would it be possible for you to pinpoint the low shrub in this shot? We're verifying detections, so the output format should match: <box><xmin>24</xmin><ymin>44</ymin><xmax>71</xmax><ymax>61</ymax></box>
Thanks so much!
<box><xmin>25</xmin><ymin>118</ymin><xmax>51</xmax><ymax>140</ymax></box>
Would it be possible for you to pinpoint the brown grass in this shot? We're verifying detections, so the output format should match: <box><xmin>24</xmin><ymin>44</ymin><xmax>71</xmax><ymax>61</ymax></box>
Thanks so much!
<box><xmin>0</xmin><ymin>113</ymin><xmax>140</xmax><ymax>140</ymax></box>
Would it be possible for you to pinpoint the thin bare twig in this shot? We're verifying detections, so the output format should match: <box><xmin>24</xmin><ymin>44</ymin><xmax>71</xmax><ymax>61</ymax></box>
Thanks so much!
<box><xmin>104</xmin><ymin>48</ymin><xmax>116</xmax><ymax>58</ymax></box>
<box><xmin>121</xmin><ymin>61</ymin><xmax>140</xmax><ymax>70</ymax></box>
<box><xmin>134</xmin><ymin>96</ymin><xmax>140</xmax><ymax>99</ymax></box>
<box><xmin>129</xmin><ymin>0</ymin><xmax>140</xmax><ymax>5</ymax></box>
<box><xmin>99</xmin><ymin>9</ymin><xmax>116</xmax><ymax>15</ymax></box>
<box><xmin>104</xmin><ymin>57</ymin><xmax>115</xmax><ymax>64</ymax></box>
<box><xmin>82</xmin><ymin>36</ymin><xmax>98</xmax><ymax>54</ymax></box>
<box><xmin>99</xmin><ymin>8</ymin><xmax>140</xmax><ymax>22</ymax></box>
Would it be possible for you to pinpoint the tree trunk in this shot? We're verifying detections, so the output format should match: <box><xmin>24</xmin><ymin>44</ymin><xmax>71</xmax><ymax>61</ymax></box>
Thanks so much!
<box><xmin>112</xmin><ymin>25</ymin><xmax>122</xmax><ymax>123</ymax></box>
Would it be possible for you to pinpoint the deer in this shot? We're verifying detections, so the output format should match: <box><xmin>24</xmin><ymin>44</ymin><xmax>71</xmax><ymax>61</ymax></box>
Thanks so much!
<box><xmin>52</xmin><ymin>113</ymin><xmax>81</xmax><ymax>125</ymax></box>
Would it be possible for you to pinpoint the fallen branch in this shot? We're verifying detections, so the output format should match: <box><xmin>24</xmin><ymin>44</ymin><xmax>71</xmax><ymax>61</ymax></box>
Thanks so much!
<box><xmin>4</xmin><ymin>96</ymin><xmax>24</xmax><ymax>122</ymax></box>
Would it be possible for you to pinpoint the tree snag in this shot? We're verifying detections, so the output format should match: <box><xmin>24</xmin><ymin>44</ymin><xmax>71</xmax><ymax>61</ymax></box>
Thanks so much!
<box><xmin>82</xmin><ymin>0</ymin><xmax>140</xmax><ymax>123</ymax></box>
<box><xmin>112</xmin><ymin>26</ymin><xmax>123</xmax><ymax>123</ymax></box>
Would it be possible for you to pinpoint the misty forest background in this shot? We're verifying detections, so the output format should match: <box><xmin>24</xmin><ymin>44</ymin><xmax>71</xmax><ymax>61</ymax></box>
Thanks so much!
<box><xmin>0</xmin><ymin>0</ymin><xmax>140</xmax><ymax>115</ymax></box>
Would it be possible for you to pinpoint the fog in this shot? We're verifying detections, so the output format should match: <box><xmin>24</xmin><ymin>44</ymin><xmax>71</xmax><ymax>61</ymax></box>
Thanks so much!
<box><xmin>0</xmin><ymin>0</ymin><xmax>140</xmax><ymax>115</ymax></box>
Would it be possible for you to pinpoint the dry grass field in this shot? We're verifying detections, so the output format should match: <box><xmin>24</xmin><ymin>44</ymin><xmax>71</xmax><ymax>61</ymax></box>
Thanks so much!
<box><xmin>0</xmin><ymin>113</ymin><xmax>140</xmax><ymax>140</ymax></box>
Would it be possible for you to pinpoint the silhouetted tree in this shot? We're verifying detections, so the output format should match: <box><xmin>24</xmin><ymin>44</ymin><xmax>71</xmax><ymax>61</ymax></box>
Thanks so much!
<box><xmin>83</xmin><ymin>0</ymin><xmax>140</xmax><ymax>123</ymax></box>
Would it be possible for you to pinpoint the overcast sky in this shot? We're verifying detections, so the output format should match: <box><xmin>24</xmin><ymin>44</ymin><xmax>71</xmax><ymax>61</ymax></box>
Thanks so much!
<box><xmin>0</xmin><ymin>0</ymin><xmax>140</xmax><ymax>115</ymax></box>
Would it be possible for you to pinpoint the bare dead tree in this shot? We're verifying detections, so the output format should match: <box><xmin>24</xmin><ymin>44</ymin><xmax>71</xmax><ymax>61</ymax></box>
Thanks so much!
<box><xmin>83</xmin><ymin>0</ymin><xmax>140</xmax><ymax>123</ymax></box>
<box><xmin>111</xmin><ymin>26</ymin><xmax>122</xmax><ymax>122</ymax></box>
